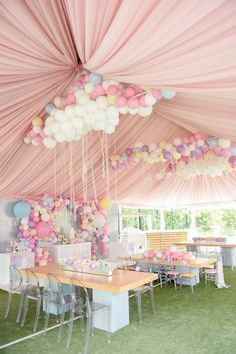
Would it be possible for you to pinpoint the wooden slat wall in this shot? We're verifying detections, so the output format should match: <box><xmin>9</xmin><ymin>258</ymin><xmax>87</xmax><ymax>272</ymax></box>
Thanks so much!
<box><xmin>145</xmin><ymin>231</ymin><xmax>188</xmax><ymax>251</ymax></box>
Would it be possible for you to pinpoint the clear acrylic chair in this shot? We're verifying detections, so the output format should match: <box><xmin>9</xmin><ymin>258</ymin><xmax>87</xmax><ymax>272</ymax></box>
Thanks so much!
<box><xmin>5</xmin><ymin>265</ymin><xmax>28</xmax><ymax>323</ymax></box>
<box><xmin>130</xmin><ymin>281</ymin><xmax>156</xmax><ymax>323</ymax></box>
<box><xmin>67</xmin><ymin>278</ymin><xmax>111</xmax><ymax>353</ymax></box>
<box><xmin>21</xmin><ymin>269</ymin><xmax>49</xmax><ymax>332</ymax></box>
<box><xmin>44</xmin><ymin>273</ymin><xmax>74</xmax><ymax>343</ymax></box>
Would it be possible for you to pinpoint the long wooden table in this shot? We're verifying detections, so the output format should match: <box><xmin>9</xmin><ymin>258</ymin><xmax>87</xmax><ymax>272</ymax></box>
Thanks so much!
<box><xmin>27</xmin><ymin>264</ymin><xmax>158</xmax><ymax>332</ymax></box>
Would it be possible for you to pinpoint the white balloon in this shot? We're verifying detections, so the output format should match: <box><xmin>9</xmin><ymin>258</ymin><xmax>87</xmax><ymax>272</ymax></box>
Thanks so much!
<box><xmin>65</xmin><ymin>105</ymin><xmax>75</xmax><ymax>119</ymax></box>
<box><xmin>102</xmin><ymin>80</ymin><xmax>110</xmax><ymax>91</ymax></box>
<box><xmin>32</xmin><ymin>126</ymin><xmax>41</xmax><ymax>134</ymax></box>
<box><xmin>60</xmin><ymin>121</ymin><xmax>72</xmax><ymax>131</ymax></box>
<box><xmin>50</xmin><ymin>108</ymin><xmax>59</xmax><ymax>116</ymax></box>
<box><xmin>71</xmin><ymin>117</ymin><xmax>84</xmax><ymax>129</ymax></box>
<box><xmin>84</xmin><ymin>83</ymin><xmax>94</xmax><ymax>94</ymax></box>
<box><xmin>41</xmin><ymin>213</ymin><xmax>50</xmax><ymax>221</ymax></box>
<box><xmin>50</xmin><ymin>121</ymin><xmax>61</xmax><ymax>134</ymax></box>
<box><xmin>24</xmin><ymin>137</ymin><xmax>31</xmax><ymax>144</ymax></box>
<box><xmin>196</xmin><ymin>139</ymin><xmax>204</xmax><ymax>147</ymax></box>
<box><xmin>107</xmin><ymin>116</ymin><xmax>119</xmax><ymax>126</ymax></box>
<box><xmin>32</xmin><ymin>139</ymin><xmax>40</xmax><ymax>146</ymax></box>
<box><xmin>78</xmin><ymin>95</ymin><xmax>89</xmax><ymax>105</ymax></box>
<box><xmin>173</xmin><ymin>137</ymin><xmax>182</xmax><ymax>146</ymax></box>
<box><xmin>96</xmin><ymin>96</ymin><xmax>108</xmax><ymax>110</ymax></box>
<box><xmin>74</xmin><ymin>104</ymin><xmax>87</xmax><ymax>117</ymax></box>
<box><xmin>106</xmin><ymin>106</ymin><xmax>119</xmax><ymax>119</ymax></box>
<box><xmin>86</xmin><ymin>100</ymin><xmax>97</xmax><ymax>113</ymax></box>
<box><xmin>138</xmin><ymin>106</ymin><xmax>153</xmax><ymax>117</ymax></box>
<box><xmin>45</xmin><ymin>116</ymin><xmax>54</xmax><ymax>126</ymax></box>
<box><xmin>75</xmin><ymin>89</ymin><xmax>85</xmax><ymax>99</ymax></box>
<box><xmin>55</xmin><ymin>133</ymin><xmax>66</xmax><ymax>142</ymax></box>
<box><xmin>119</xmin><ymin>106</ymin><xmax>128</xmax><ymax>115</ymax></box>
<box><xmin>165</xmin><ymin>143</ymin><xmax>173</xmax><ymax>152</ymax></box>
<box><xmin>128</xmin><ymin>107</ymin><xmax>138</xmax><ymax>115</ymax></box>
<box><xmin>94</xmin><ymin>121</ymin><xmax>105</xmax><ymax>130</ymax></box>
<box><xmin>43</xmin><ymin>137</ymin><xmax>57</xmax><ymax>149</ymax></box>
<box><xmin>83</xmin><ymin>113</ymin><xmax>95</xmax><ymax>126</ymax></box>
<box><xmin>55</xmin><ymin>110</ymin><xmax>68</xmax><ymax>122</ymax></box>
<box><xmin>44</xmin><ymin>126</ymin><xmax>53</xmax><ymax>136</ymax></box>
<box><xmin>149</xmin><ymin>143</ymin><xmax>157</xmax><ymax>151</ymax></box>
<box><xmin>94</xmin><ymin>110</ymin><xmax>106</xmax><ymax>121</ymax></box>
<box><xmin>74</xmin><ymin>133</ymin><xmax>81</xmax><ymax>141</ymax></box>
<box><xmin>218</xmin><ymin>138</ymin><xmax>231</xmax><ymax>149</ymax></box>
<box><xmin>104</xmin><ymin>125</ymin><xmax>115</xmax><ymax>134</ymax></box>
<box><xmin>144</xmin><ymin>93</ymin><xmax>157</xmax><ymax>106</ymax></box>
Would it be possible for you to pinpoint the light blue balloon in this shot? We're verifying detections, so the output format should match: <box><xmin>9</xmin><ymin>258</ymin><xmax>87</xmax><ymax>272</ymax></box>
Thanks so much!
<box><xmin>208</xmin><ymin>138</ymin><xmax>218</xmax><ymax>149</ymax></box>
<box><xmin>13</xmin><ymin>201</ymin><xmax>31</xmax><ymax>218</ymax></box>
<box><xmin>231</xmin><ymin>146</ymin><xmax>236</xmax><ymax>156</ymax></box>
<box><xmin>89</xmin><ymin>72</ymin><xmax>102</xmax><ymax>85</ymax></box>
<box><xmin>45</xmin><ymin>103</ymin><xmax>55</xmax><ymax>114</ymax></box>
<box><xmin>161</xmin><ymin>90</ymin><xmax>176</xmax><ymax>99</ymax></box>
<box><xmin>121</xmin><ymin>155</ymin><xmax>128</xmax><ymax>162</ymax></box>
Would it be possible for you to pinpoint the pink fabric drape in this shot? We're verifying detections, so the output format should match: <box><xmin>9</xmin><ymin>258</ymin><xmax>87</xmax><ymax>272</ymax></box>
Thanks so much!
<box><xmin>65</xmin><ymin>0</ymin><xmax>236</xmax><ymax>140</ymax></box>
<box><xmin>0</xmin><ymin>0</ymin><xmax>236</xmax><ymax>206</ymax></box>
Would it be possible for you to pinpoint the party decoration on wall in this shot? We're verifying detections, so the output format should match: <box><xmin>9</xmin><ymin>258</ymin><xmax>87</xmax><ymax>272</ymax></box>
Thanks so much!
<box><xmin>14</xmin><ymin>194</ymin><xmax>111</xmax><ymax>261</ymax></box>
<box><xmin>110</xmin><ymin>134</ymin><xmax>236</xmax><ymax>180</ymax></box>
<box><xmin>24</xmin><ymin>70</ymin><xmax>176</xmax><ymax>148</ymax></box>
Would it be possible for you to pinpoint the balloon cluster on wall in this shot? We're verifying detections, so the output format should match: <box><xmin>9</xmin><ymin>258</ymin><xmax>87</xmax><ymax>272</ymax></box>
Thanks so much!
<box><xmin>76</xmin><ymin>197</ymin><xmax>112</xmax><ymax>260</ymax></box>
<box><xmin>24</xmin><ymin>70</ymin><xmax>176</xmax><ymax>148</ymax></box>
<box><xmin>110</xmin><ymin>134</ymin><xmax>236</xmax><ymax>179</ymax></box>
<box><xmin>13</xmin><ymin>195</ymin><xmax>112</xmax><ymax>261</ymax></box>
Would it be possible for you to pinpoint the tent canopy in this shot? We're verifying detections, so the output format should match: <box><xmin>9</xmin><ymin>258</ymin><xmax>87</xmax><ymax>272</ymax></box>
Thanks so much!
<box><xmin>0</xmin><ymin>0</ymin><xmax>236</xmax><ymax>206</ymax></box>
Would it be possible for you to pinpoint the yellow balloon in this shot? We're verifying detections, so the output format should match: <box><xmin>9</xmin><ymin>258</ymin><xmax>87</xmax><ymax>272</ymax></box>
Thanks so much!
<box><xmin>159</xmin><ymin>141</ymin><xmax>166</xmax><ymax>149</ymax></box>
<box><xmin>32</xmin><ymin>116</ymin><xmax>43</xmax><ymax>127</ymax></box>
<box><xmin>160</xmin><ymin>155</ymin><xmax>166</xmax><ymax>163</ymax></box>
<box><xmin>40</xmin><ymin>208</ymin><xmax>46</xmax><ymax>215</ymax></box>
<box><xmin>99</xmin><ymin>197</ymin><xmax>112</xmax><ymax>211</ymax></box>
<box><xmin>54</xmin><ymin>226</ymin><xmax>60</xmax><ymax>233</ymax></box>
<box><xmin>54</xmin><ymin>200</ymin><xmax>61</xmax><ymax>207</ymax></box>
<box><xmin>107</xmin><ymin>95</ymin><xmax>116</xmax><ymax>105</ymax></box>
<box><xmin>146</xmin><ymin>156</ymin><xmax>155</xmax><ymax>165</ymax></box>
<box><xmin>135</xmin><ymin>152</ymin><xmax>142</xmax><ymax>160</ymax></box>
<box><xmin>173</xmin><ymin>152</ymin><xmax>181</xmax><ymax>160</ymax></box>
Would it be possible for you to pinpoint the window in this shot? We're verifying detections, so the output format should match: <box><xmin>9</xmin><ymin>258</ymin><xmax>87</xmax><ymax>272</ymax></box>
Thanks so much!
<box><xmin>164</xmin><ymin>209</ymin><xmax>191</xmax><ymax>230</ymax></box>
<box><xmin>120</xmin><ymin>207</ymin><xmax>160</xmax><ymax>231</ymax></box>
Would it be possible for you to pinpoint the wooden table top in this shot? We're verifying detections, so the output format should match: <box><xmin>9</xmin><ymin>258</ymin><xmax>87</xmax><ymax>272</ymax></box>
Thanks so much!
<box><xmin>25</xmin><ymin>263</ymin><xmax>158</xmax><ymax>293</ymax></box>
<box><xmin>122</xmin><ymin>257</ymin><xmax>216</xmax><ymax>269</ymax></box>
<box><xmin>175</xmin><ymin>241</ymin><xmax>236</xmax><ymax>248</ymax></box>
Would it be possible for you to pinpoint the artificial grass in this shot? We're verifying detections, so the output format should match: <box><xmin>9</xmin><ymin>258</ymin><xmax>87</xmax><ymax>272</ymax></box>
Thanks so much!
<box><xmin>0</xmin><ymin>269</ymin><xmax>236</xmax><ymax>354</ymax></box>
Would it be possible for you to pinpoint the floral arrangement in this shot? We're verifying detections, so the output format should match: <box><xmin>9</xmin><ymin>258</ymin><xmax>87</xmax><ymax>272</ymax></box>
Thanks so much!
<box><xmin>24</xmin><ymin>70</ymin><xmax>176</xmax><ymax>148</ymax></box>
<box><xmin>110</xmin><ymin>133</ymin><xmax>236</xmax><ymax>179</ymax></box>
<box><xmin>193</xmin><ymin>237</ymin><xmax>227</xmax><ymax>243</ymax></box>
<box><xmin>60</xmin><ymin>257</ymin><xmax>117</xmax><ymax>276</ymax></box>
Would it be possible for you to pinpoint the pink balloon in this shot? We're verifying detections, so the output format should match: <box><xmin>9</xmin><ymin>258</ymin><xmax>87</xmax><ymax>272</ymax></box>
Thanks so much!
<box><xmin>223</xmin><ymin>148</ymin><xmax>231</xmax><ymax>158</ymax></box>
<box><xmin>139</xmin><ymin>95</ymin><xmax>148</xmax><ymax>107</ymax></box>
<box><xmin>84</xmin><ymin>74</ymin><xmax>90</xmax><ymax>83</ymax></box>
<box><xmin>214</xmin><ymin>146</ymin><xmax>222</xmax><ymax>155</ymax></box>
<box><xmin>107</xmin><ymin>85</ymin><xmax>118</xmax><ymax>95</ymax></box>
<box><xmin>67</xmin><ymin>93</ymin><xmax>76</xmax><ymax>104</ymax></box>
<box><xmin>195</xmin><ymin>133</ymin><xmax>203</xmax><ymax>140</ymax></box>
<box><xmin>34</xmin><ymin>135</ymin><xmax>42</xmax><ymax>143</ymax></box>
<box><xmin>116</xmin><ymin>95</ymin><xmax>127</xmax><ymax>107</ymax></box>
<box><xmin>90</xmin><ymin>90</ymin><xmax>97</xmax><ymax>100</ymax></box>
<box><xmin>125</xmin><ymin>87</ymin><xmax>136</xmax><ymax>97</ymax></box>
<box><xmin>128</xmin><ymin>98</ymin><xmax>140</xmax><ymax>109</ymax></box>
<box><xmin>182</xmin><ymin>137</ymin><xmax>189</xmax><ymax>144</ymax></box>
<box><xmin>151</xmin><ymin>89</ymin><xmax>162</xmax><ymax>99</ymax></box>
<box><xmin>95</xmin><ymin>84</ymin><xmax>105</xmax><ymax>96</ymax></box>
<box><xmin>35</xmin><ymin>222</ymin><xmax>51</xmax><ymax>238</ymax></box>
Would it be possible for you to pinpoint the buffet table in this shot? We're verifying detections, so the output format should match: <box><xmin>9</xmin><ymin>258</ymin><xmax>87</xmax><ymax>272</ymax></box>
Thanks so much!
<box><xmin>25</xmin><ymin>263</ymin><xmax>158</xmax><ymax>333</ymax></box>
<box><xmin>175</xmin><ymin>241</ymin><xmax>236</xmax><ymax>269</ymax></box>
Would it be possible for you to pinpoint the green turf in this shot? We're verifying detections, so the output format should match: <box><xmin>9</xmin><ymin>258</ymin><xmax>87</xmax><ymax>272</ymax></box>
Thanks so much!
<box><xmin>0</xmin><ymin>269</ymin><xmax>236</xmax><ymax>354</ymax></box>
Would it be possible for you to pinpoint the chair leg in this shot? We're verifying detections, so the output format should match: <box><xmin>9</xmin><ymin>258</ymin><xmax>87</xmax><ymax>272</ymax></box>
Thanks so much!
<box><xmin>57</xmin><ymin>307</ymin><xmax>65</xmax><ymax>343</ymax></box>
<box><xmin>44</xmin><ymin>298</ymin><xmax>50</xmax><ymax>336</ymax></box>
<box><xmin>5</xmin><ymin>292</ymin><xmax>12</xmax><ymax>319</ymax></box>
<box><xmin>84</xmin><ymin>314</ymin><xmax>91</xmax><ymax>354</ymax></box>
<box><xmin>33</xmin><ymin>298</ymin><xmax>41</xmax><ymax>332</ymax></box>
<box><xmin>150</xmin><ymin>287</ymin><xmax>156</xmax><ymax>315</ymax></box>
<box><xmin>174</xmin><ymin>277</ymin><xmax>177</xmax><ymax>290</ymax></box>
<box><xmin>21</xmin><ymin>296</ymin><xmax>29</xmax><ymax>327</ymax></box>
<box><xmin>106</xmin><ymin>306</ymin><xmax>111</xmax><ymax>344</ymax></box>
<box><xmin>136</xmin><ymin>293</ymin><xmax>142</xmax><ymax>323</ymax></box>
<box><xmin>16</xmin><ymin>293</ymin><xmax>24</xmax><ymax>323</ymax></box>
<box><xmin>66</xmin><ymin>308</ymin><xmax>75</xmax><ymax>348</ymax></box>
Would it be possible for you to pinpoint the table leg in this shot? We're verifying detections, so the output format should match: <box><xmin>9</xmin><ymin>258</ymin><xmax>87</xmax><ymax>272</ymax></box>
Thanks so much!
<box><xmin>92</xmin><ymin>290</ymin><xmax>129</xmax><ymax>333</ymax></box>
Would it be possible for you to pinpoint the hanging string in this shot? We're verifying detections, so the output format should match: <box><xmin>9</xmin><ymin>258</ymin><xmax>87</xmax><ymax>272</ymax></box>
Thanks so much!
<box><xmin>54</xmin><ymin>145</ymin><xmax>57</xmax><ymax>199</ymax></box>
<box><xmin>89</xmin><ymin>132</ymin><xmax>98</xmax><ymax>203</ymax></box>
<box><xmin>68</xmin><ymin>141</ymin><xmax>76</xmax><ymax>221</ymax></box>
<box><xmin>113</xmin><ymin>131</ymin><xmax>118</xmax><ymax>201</ymax></box>
<box><xmin>82</xmin><ymin>134</ymin><xmax>88</xmax><ymax>209</ymax></box>
<box><xmin>104</xmin><ymin>134</ymin><xmax>110</xmax><ymax>196</ymax></box>
<box><xmin>98</xmin><ymin>132</ymin><xmax>106</xmax><ymax>179</ymax></box>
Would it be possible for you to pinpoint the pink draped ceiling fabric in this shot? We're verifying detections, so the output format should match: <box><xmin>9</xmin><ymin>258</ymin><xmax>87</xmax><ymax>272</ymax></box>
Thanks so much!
<box><xmin>0</xmin><ymin>0</ymin><xmax>236</xmax><ymax>207</ymax></box>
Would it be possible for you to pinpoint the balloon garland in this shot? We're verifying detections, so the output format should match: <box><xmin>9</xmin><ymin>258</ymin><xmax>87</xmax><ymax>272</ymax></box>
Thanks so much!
<box><xmin>110</xmin><ymin>134</ymin><xmax>236</xmax><ymax>179</ymax></box>
<box><xmin>13</xmin><ymin>195</ymin><xmax>113</xmax><ymax>262</ymax></box>
<box><xmin>24</xmin><ymin>70</ymin><xmax>176</xmax><ymax>148</ymax></box>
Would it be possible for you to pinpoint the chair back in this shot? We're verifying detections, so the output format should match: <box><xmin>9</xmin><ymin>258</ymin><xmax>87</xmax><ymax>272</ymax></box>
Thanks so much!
<box><xmin>9</xmin><ymin>265</ymin><xmax>23</xmax><ymax>290</ymax></box>
<box><xmin>71</xmin><ymin>278</ymin><xmax>91</xmax><ymax>317</ymax></box>
<box><xmin>26</xmin><ymin>270</ymin><xmax>41</xmax><ymax>297</ymax></box>
<box><xmin>47</xmin><ymin>273</ymin><xmax>68</xmax><ymax>306</ymax></box>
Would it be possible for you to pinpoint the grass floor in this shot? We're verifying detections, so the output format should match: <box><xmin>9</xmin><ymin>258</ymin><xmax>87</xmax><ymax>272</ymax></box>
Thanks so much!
<box><xmin>0</xmin><ymin>269</ymin><xmax>236</xmax><ymax>354</ymax></box>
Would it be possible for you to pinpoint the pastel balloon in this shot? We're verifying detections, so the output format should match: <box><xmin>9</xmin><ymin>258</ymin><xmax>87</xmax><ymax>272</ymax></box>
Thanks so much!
<box><xmin>13</xmin><ymin>201</ymin><xmax>31</xmax><ymax>218</ymax></box>
<box><xmin>99</xmin><ymin>197</ymin><xmax>112</xmax><ymax>211</ymax></box>
<box><xmin>32</xmin><ymin>116</ymin><xmax>43</xmax><ymax>127</ymax></box>
<box><xmin>89</xmin><ymin>72</ymin><xmax>102</xmax><ymax>85</ymax></box>
<box><xmin>161</xmin><ymin>90</ymin><xmax>176</xmax><ymax>99</ymax></box>
<box><xmin>35</xmin><ymin>222</ymin><xmax>51</xmax><ymax>238</ymax></box>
